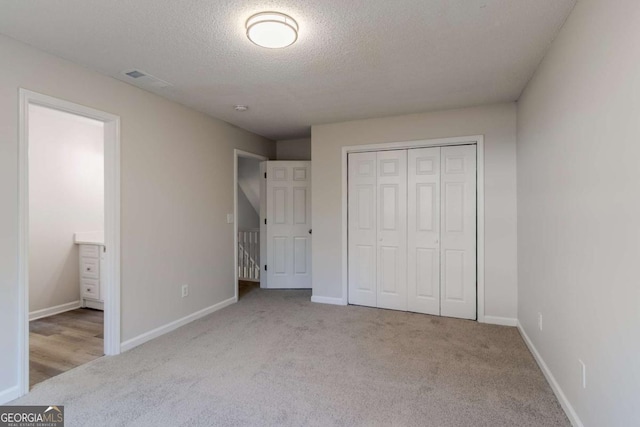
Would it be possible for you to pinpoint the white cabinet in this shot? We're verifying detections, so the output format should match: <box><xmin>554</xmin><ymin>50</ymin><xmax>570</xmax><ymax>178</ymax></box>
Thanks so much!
<box><xmin>79</xmin><ymin>243</ymin><xmax>105</xmax><ymax>310</ymax></box>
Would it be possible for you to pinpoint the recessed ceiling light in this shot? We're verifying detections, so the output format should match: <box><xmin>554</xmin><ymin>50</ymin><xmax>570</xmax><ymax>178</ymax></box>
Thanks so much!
<box><xmin>234</xmin><ymin>105</ymin><xmax>249</xmax><ymax>112</ymax></box>
<box><xmin>246</xmin><ymin>12</ymin><xmax>298</xmax><ymax>49</ymax></box>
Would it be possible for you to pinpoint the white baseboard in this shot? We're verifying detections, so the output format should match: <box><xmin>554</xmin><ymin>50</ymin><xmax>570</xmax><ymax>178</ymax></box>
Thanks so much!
<box><xmin>0</xmin><ymin>385</ymin><xmax>21</xmax><ymax>405</ymax></box>
<box><xmin>311</xmin><ymin>295</ymin><xmax>347</xmax><ymax>306</ymax></box>
<box><xmin>483</xmin><ymin>315</ymin><xmax>518</xmax><ymax>327</ymax></box>
<box><xmin>83</xmin><ymin>299</ymin><xmax>104</xmax><ymax>311</ymax></box>
<box><xmin>517</xmin><ymin>321</ymin><xmax>584</xmax><ymax>427</ymax></box>
<box><xmin>29</xmin><ymin>300</ymin><xmax>81</xmax><ymax>321</ymax></box>
<box><xmin>120</xmin><ymin>296</ymin><xmax>237</xmax><ymax>352</ymax></box>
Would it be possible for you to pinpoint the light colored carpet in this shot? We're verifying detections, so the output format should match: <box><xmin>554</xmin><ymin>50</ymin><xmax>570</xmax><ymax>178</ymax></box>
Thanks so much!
<box><xmin>12</xmin><ymin>288</ymin><xmax>569</xmax><ymax>426</ymax></box>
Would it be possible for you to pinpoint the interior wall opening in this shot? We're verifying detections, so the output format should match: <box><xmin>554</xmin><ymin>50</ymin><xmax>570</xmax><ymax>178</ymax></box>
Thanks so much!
<box><xmin>18</xmin><ymin>89</ymin><xmax>121</xmax><ymax>397</ymax></box>
<box><xmin>234</xmin><ymin>151</ymin><xmax>267</xmax><ymax>300</ymax></box>
<box><xmin>27</xmin><ymin>103</ymin><xmax>105</xmax><ymax>388</ymax></box>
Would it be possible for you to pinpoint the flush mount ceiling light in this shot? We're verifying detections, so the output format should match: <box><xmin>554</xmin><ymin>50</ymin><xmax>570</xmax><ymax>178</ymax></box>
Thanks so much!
<box><xmin>246</xmin><ymin>12</ymin><xmax>298</xmax><ymax>49</ymax></box>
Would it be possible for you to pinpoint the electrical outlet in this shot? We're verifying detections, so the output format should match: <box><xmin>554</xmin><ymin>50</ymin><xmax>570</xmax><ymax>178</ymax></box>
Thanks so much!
<box><xmin>181</xmin><ymin>284</ymin><xmax>189</xmax><ymax>298</ymax></box>
<box><xmin>538</xmin><ymin>313</ymin><xmax>543</xmax><ymax>331</ymax></box>
<box><xmin>579</xmin><ymin>359</ymin><xmax>586</xmax><ymax>389</ymax></box>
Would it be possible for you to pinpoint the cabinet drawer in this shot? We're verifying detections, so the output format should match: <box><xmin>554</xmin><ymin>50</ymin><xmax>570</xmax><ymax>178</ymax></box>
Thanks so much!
<box><xmin>80</xmin><ymin>244</ymin><xmax>100</xmax><ymax>258</ymax></box>
<box><xmin>81</xmin><ymin>281</ymin><xmax>100</xmax><ymax>299</ymax></box>
<box><xmin>80</xmin><ymin>257</ymin><xmax>99</xmax><ymax>279</ymax></box>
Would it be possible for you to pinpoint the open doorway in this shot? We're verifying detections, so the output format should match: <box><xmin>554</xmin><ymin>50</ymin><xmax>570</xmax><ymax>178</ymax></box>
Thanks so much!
<box><xmin>234</xmin><ymin>150</ymin><xmax>267</xmax><ymax>301</ymax></box>
<box><xmin>18</xmin><ymin>90</ymin><xmax>121</xmax><ymax>395</ymax></box>
<box><xmin>27</xmin><ymin>104</ymin><xmax>105</xmax><ymax>387</ymax></box>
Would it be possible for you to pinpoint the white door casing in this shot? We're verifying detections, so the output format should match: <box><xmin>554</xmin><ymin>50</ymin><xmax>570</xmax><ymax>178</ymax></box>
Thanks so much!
<box><xmin>407</xmin><ymin>147</ymin><xmax>441</xmax><ymax>315</ymax></box>
<box><xmin>266</xmin><ymin>161</ymin><xmax>312</xmax><ymax>289</ymax></box>
<box><xmin>347</xmin><ymin>152</ymin><xmax>377</xmax><ymax>307</ymax></box>
<box><xmin>18</xmin><ymin>89</ymin><xmax>121</xmax><ymax>398</ymax></box>
<box><xmin>376</xmin><ymin>150</ymin><xmax>408</xmax><ymax>311</ymax></box>
<box><xmin>233</xmin><ymin>149</ymin><xmax>269</xmax><ymax>300</ymax></box>
<box><xmin>440</xmin><ymin>145</ymin><xmax>476</xmax><ymax>319</ymax></box>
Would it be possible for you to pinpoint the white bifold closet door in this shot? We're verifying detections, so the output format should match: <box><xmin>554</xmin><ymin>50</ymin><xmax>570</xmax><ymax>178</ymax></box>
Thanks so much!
<box><xmin>348</xmin><ymin>151</ymin><xmax>407</xmax><ymax>310</ymax></box>
<box><xmin>349</xmin><ymin>145</ymin><xmax>476</xmax><ymax>320</ymax></box>
<box><xmin>376</xmin><ymin>150</ymin><xmax>408</xmax><ymax>310</ymax></box>
<box><xmin>407</xmin><ymin>145</ymin><xmax>476</xmax><ymax>319</ymax></box>
<box><xmin>347</xmin><ymin>152</ymin><xmax>378</xmax><ymax>307</ymax></box>
<box><xmin>407</xmin><ymin>147</ymin><xmax>441</xmax><ymax>315</ymax></box>
<box><xmin>438</xmin><ymin>145</ymin><xmax>476</xmax><ymax>319</ymax></box>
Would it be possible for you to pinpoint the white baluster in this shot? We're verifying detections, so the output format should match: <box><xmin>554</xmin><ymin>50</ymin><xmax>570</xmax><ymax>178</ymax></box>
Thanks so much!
<box><xmin>238</xmin><ymin>229</ymin><xmax>260</xmax><ymax>281</ymax></box>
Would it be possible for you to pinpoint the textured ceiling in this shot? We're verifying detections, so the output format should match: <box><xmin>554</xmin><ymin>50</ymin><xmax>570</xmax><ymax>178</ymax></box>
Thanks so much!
<box><xmin>0</xmin><ymin>0</ymin><xmax>575</xmax><ymax>140</ymax></box>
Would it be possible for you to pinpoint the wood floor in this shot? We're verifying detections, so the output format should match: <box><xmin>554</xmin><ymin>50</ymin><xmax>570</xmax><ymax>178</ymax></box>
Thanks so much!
<box><xmin>29</xmin><ymin>308</ymin><xmax>103</xmax><ymax>388</ymax></box>
<box><xmin>238</xmin><ymin>280</ymin><xmax>260</xmax><ymax>299</ymax></box>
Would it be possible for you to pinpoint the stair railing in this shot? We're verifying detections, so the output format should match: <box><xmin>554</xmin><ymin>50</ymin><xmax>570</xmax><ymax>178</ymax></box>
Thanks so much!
<box><xmin>238</xmin><ymin>229</ymin><xmax>260</xmax><ymax>281</ymax></box>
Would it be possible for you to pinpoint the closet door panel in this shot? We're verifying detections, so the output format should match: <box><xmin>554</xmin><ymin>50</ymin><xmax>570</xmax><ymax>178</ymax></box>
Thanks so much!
<box><xmin>348</xmin><ymin>152</ymin><xmax>377</xmax><ymax>307</ymax></box>
<box><xmin>440</xmin><ymin>145</ymin><xmax>476</xmax><ymax>319</ymax></box>
<box><xmin>408</xmin><ymin>147</ymin><xmax>441</xmax><ymax>315</ymax></box>
<box><xmin>376</xmin><ymin>150</ymin><xmax>408</xmax><ymax>311</ymax></box>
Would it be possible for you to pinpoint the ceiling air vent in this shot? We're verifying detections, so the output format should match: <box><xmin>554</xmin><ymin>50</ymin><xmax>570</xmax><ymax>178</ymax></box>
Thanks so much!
<box><xmin>125</xmin><ymin>70</ymin><xmax>145</xmax><ymax>78</ymax></box>
<box><xmin>122</xmin><ymin>69</ymin><xmax>172</xmax><ymax>88</ymax></box>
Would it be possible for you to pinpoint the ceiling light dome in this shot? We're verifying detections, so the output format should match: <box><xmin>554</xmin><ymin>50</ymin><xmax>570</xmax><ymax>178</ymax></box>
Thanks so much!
<box><xmin>246</xmin><ymin>12</ymin><xmax>298</xmax><ymax>49</ymax></box>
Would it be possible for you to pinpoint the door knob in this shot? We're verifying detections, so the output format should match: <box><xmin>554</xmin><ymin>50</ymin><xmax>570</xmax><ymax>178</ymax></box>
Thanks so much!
<box><xmin>308</xmin><ymin>229</ymin><xmax>312</xmax><ymax>234</ymax></box>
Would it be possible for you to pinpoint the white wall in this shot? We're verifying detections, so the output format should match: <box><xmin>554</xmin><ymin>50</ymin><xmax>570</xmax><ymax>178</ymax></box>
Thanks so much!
<box><xmin>311</xmin><ymin>103</ymin><xmax>518</xmax><ymax>321</ymax></box>
<box><xmin>0</xmin><ymin>34</ymin><xmax>275</xmax><ymax>400</ymax></box>
<box><xmin>517</xmin><ymin>0</ymin><xmax>640</xmax><ymax>425</ymax></box>
<box><xmin>237</xmin><ymin>186</ymin><xmax>259</xmax><ymax>230</ymax></box>
<box><xmin>276</xmin><ymin>138</ymin><xmax>311</xmax><ymax>160</ymax></box>
<box><xmin>237</xmin><ymin>156</ymin><xmax>261</xmax><ymax>229</ymax></box>
<box><xmin>237</xmin><ymin>156</ymin><xmax>261</xmax><ymax>214</ymax></box>
<box><xmin>29</xmin><ymin>104</ymin><xmax>104</xmax><ymax>313</ymax></box>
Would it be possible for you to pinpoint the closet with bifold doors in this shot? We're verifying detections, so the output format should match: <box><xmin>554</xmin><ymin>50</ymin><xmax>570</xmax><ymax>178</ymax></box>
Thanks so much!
<box><xmin>348</xmin><ymin>144</ymin><xmax>477</xmax><ymax>319</ymax></box>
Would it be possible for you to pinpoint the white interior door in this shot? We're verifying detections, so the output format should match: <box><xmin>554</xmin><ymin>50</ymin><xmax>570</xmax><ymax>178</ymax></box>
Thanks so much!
<box><xmin>347</xmin><ymin>152</ymin><xmax>377</xmax><ymax>307</ymax></box>
<box><xmin>376</xmin><ymin>150</ymin><xmax>408</xmax><ymax>311</ymax></box>
<box><xmin>440</xmin><ymin>145</ymin><xmax>476</xmax><ymax>319</ymax></box>
<box><xmin>407</xmin><ymin>147</ymin><xmax>441</xmax><ymax>315</ymax></box>
<box><xmin>266</xmin><ymin>161</ymin><xmax>312</xmax><ymax>289</ymax></box>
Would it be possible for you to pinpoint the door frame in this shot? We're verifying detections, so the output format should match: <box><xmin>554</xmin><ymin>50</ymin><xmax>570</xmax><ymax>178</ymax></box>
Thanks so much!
<box><xmin>341</xmin><ymin>135</ymin><xmax>486</xmax><ymax>322</ymax></box>
<box><xmin>233</xmin><ymin>149</ymin><xmax>268</xmax><ymax>300</ymax></box>
<box><xmin>18</xmin><ymin>89</ymin><xmax>121</xmax><ymax>396</ymax></box>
